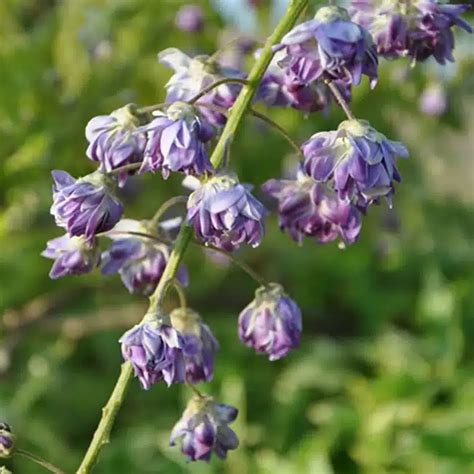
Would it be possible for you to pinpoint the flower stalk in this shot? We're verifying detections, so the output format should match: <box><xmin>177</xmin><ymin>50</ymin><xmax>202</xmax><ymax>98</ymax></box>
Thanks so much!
<box><xmin>76</xmin><ymin>1</ymin><xmax>309</xmax><ymax>472</ymax></box>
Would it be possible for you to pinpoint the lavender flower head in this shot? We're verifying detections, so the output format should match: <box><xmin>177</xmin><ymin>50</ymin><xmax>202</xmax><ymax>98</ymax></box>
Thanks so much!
<box><xmin>275</xmin><ymin>6</ymin><xmax>378</xmax><ymax>89</ymax></box>
<box><xmin>139</xmin><ymin>102</ymin><xmax>214</xmax><ymax>178</ymax></box>
<box><xmin>0</xmin><ymin>423</ymin><xmax>14</xmax><ymax>458</ymax></box>
<box><xmin>50</xmin><ymin>170</ymin><xmax>123</xmax><ymax>240</ymax></box>
<box><xmin>170</xmin><ymin>395</ymin><xmax>239</xmax><ymax>462</ymax></box>
<box><xmin>120</xmin><ymin>315</ymin><xmax>186</xmax><ymax>389</ymax></box>
<box><xmin>238</xmin><ymin>283</ymin><xmax>302</xmax><ymax>360</ymax></box>
<box><xmin>42</xmin><ymin>234</ymin><xmax>100</xmax><ymax>279</ymax></box>
<box><xmin>262</xmin><ymin>171</ymin><xmax>362</xmax><ymax>246</ymax></box>
<box><xmin>170</xmin><ymin>307</ymin><xmax>219</xmax><ymax>383</ymax></box>
<box><xmin>158</xmin><ymin>48</ymin><xmax>245</xmax><ymax>126</ymax></box>
<box><xmin>302</xmin><ymin>119</ymin><xmax>409</xmax><ymax>205</ymax></box>
<box><xmin>175</xmin><ymin>5</ymin><xmax>204</xmax><ymax>33</ymax></box>
<box><xmin>350</xmin><ymin>0</ymin><xmax>472</xmax><ymax>63</ymax></box>
<box><xmin>187</xmin><ymin>172</ymin><xmax>267</xmax><ymax>251</ymax></box>
<box><xmin>85</xmin><ymin>105</ymin><xmax>146</xmax><ymax>185</ymax></box>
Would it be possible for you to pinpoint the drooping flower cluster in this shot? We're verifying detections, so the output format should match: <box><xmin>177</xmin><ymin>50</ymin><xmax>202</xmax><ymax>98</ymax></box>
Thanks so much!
<box><xmin>120</xmin><ymin>309</ymin><xmax>218</xmax><ymax>389</ymax></box>
<box><xmin>274</xmin><ymin>6</ymin><xmax>378</xmax><ymax>91</ymax></box>
<box><xmin>170</xmin><ymin>395</ymin><xmax>239</xmax><ymax>461</ymax></box>
<box><xmin>239</xmin><ymin>283</ymin><xmax>302</xmax><ymax>360</ymax></box>
<box><xmin>187</xmin><ymin>172</ymin><xmax>267</xmax><ymax>251</ymax></box>
<box><xmin>350</xmin><ymin>0</ymin><xmax>472</xmax><ymax>64</ymax></box>
<box><xmin>159</xmin><ymin>48</ymin><xmax>245</xmax><ymax>126</ymax></box>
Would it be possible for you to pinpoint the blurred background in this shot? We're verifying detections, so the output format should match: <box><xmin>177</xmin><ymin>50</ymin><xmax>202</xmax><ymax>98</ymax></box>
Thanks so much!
<box><xmin>1</xmin><ymin>1</ymin><xmax>473</xmax><ymax>473</ymax></box>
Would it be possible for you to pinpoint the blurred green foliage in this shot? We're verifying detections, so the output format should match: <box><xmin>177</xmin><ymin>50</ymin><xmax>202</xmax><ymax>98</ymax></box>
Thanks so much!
<box><xmin>1</xmin><ymin>1</ymin><xmax>473</xmax><ymax>473</ymax></box>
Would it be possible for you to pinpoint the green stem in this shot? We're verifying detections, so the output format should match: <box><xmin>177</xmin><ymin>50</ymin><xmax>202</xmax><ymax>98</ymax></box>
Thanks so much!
<box><xmin>106</xmin><ymin>162</ymin><xmax>141</xmax><ymax>176</ymax></box>
<box><xmin>15</xmin><ymin>449</ymin><xmax>66</xmax><ymax>474</ymax></box>
<box><xmin>325</xmin><ymin>79</ymin><xmax>355</xmax><ymax>120</ymax></box>
<box><xmin>188</xmin><ymin>78</ymin><xmax>249</xmax><ymax>105</ymax></box>
<box><xmin>76</xmin><ymin>1</ymin><xmax>308</xmax><ymax>472</ymax></box>
<box><xmin>149</xmin><ymin>196</ymin><xmax>188</xmax><ymax>228</ymax></box>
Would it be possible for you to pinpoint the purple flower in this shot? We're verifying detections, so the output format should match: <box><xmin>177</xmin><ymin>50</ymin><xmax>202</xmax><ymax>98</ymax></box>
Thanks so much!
<box><xmin>50</xmin><ymin>170</ymin><xmax>123</xmax><ymax>241</ymax></box>
<box><xmin>262</xmin><ymin>171</ymin><xmax>362</xmax><ymax>245</ymax></box>
<box><xmin>187</xmin><ymin>173</ymin><xmax>267</xmax><ymax>251</ymax></box>
<box><xmin>170</xmin><ymin>396</ymin><xmax>239</xmax><ymax>462</ymax></box>
<box><xmin>239</xmin><ymin>283</ymin><xmax>302</xmax><ymax>361</ymax></box>
<box><xmin>275</xmin><ymin>6</ymin><xmax>378</xmax><ymax>89</ymax></box>
<box><xmin>85</xmin><ymin>105</ymin><xmax>146</xmax><ymax>185</ymax></box>
<box><xmin>350</xmin><ymin>0</ymin><xmax>472</xmax><ymax>63</ymax></box>
<box><xmin>101</xmin><ymin>220</ymin><xmax>188</xmax><ymax>295</ymax></box>
<box><xmin>42</xmin><ymin>234</ymin><xmax>100</xmax><ymax>279</ymax></box>
<box><xmin>170</xmin><ymin>308</ymin><xmax>219</xmax><ymax>384</ymax></box>
<box><xmin>419</xmin><ymin>83</ymin><xmax>447</xmax><ymax>116</ymax></box>
<box><xmin>120</xmin><ymin>318</ymin><xmax>186</xmax><ymax>389</ymax></box>
<box><xmin>0</xmin><ymin>423</ymin><xmax>14</xmax><ymax>458</ymax></box>
<box><xmin>175</xmin><ymin>5</ymin><xmax>204</xmax><ymax>32</ymax></box>
<box><xmin>158</xmin><ymin>48</ymin><xmax>245</xmax><ymax>126</ymax></box>
<box><xmin>301</xmin><ymin>120</ymin><xmax>409</xmax><ymax>205</ymax></box>
<box><xmin>139</xmin><ymin>102</ymin><xmax>214</xmax><ymax>178</ymax></box>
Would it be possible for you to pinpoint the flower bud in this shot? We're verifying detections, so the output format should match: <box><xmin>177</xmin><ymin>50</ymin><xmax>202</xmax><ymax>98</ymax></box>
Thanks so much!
<box><xmin>0</xmin><ymin>423</ymin><xmax>14</xmax><ymax>459</ymax></box>
<box><xmin>238</xmin><ymin>283</ymin><xmax>302</xmax><ymax>360</ymax></box>
<box><xmin>170</xmin><ymin>395</ymin><xmax>239</xmax><ymax>461</ymax></box>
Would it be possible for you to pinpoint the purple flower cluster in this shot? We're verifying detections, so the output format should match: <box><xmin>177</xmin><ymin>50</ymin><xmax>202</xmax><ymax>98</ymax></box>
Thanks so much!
<box><xmin>139</xmin><ymin>102</ymin><xmax>214</xmax><ymax>178</ymax></box>
<box><xmin>187</xmin><ymin>173</ymin><xmax>267</xmax><ymax>251</ymax></box>
<box><xmin>302</xmin><ymin>119</ymin><xmax>409</xmax><ymax>205</ymax></box>
<box><xmin>263</xmin><ymin>171</ymin><xmax>362</xmax><ymax>246</ymax></box>
<box><xmin>238</xmin><ymin>283</ymin><xmax>302</xmax><ymax>360</ymax></box>
<box><xmin>158</xmin><ymin>48</ymin><xmax>245</xmax><ymax>126</ymax></box>
<box><xmin>350</xmin><ymin>0</ymin><xmax>472</xmax><ymax>64</ymax></box>
<box><xmin>101</xmin><ymin>219</ymin><xmax>188</xmax><ymax>295</ymax></box>
<box><xmin>85</xmin><ymin>104</ymin><xmax>146</xmax><ymax>185</ymax></box>
<box><xmin>0</xmin><ymin>422</ymin><xmax>14</xmax><ymax>458</ymax></box>
<box><xmin>175</xmin><ymin>5</ymin><xmax>204</xmax><ymax>33</ymax></box>
<box><xmin>120</xmin><ymin>310</ymin><xmax>218</xmax><ymax>389</ymax></box>
<box><xmin>170</xmin><ymin>396</ymin><xmax>238</xmax><ymax>461</ymax></box>
<box><xmin>275</xmin><ymin>6</ymin><xmax>378</xmax><ymax>90</ymax></box>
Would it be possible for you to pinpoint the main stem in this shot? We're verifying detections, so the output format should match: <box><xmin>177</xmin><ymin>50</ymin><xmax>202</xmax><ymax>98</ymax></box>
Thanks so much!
<box><xmin>76</xmin><ymin>1</ymin><xmax>308</xmax><ymax>472</ymax></box>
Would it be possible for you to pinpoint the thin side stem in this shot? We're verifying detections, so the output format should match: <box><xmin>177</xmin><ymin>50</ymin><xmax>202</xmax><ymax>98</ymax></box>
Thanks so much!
<box><xmin>77</xmin><ymin>2</ymin><xmax>308</xmax><ymax>471</ymax></box>
<box><xmin>149</xmin><ymin>196</ymin><xmax>188</xmax><ymax>228</ymax></box>
<box><xmin>136</xmin><ymin>102</ymin><xmax>167</xmax><ymax>115</ymax></box>
<box><xmin>157</xmin><ymin>278</ymin><xmax>187</xmax><ymax>309</ymax></box>
<box><xmin>15</xmin><ymin>449</ymin><xmax>66</xmax><ymax>474</ymax></box>
<box><xmin>192</xmin><ymin>241</ymin><xmax>268</xmax><ymax>288</ymax></box>
<box><xmin>188</xmin><ymin>78</ymin><xmax>249</xmax><ymax>105</ymax></box>
<box><xmin>325</xmin><ymin>80</ymin><xmax>355</xmax><ymax>120</ymax></box>
<box><xmin>106</xmin><ymin>162</ymin><xmax>141</xmax><ymax>176</ymax></box>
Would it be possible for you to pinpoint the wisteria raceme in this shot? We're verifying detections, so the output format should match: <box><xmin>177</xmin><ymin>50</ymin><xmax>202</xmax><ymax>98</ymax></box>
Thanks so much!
<box><xmin>187</xmin><ymin>172</ymin><xmax>267</xmax><ymax>251</ymax></box>
<box><xmin>158</xmin><ymin>48</ymin><xmax>245</xmax><ymax>126</ymax></box>
<box><xmin>275</xmin><ymin>6</ymin><xmax>378</xmax><ymax>90</ymax></box>
<box><xmin>170</xmin><ymin>307</ymin><xmax>219</xmax><ymax>383</ymax></box>
<box><xmin>302</xmin><ymin>119</ymin><xmax>409</xmax><ymax>205</ymax></box>
<box><xmin>0</xmin><ymin>423</ymin><xmax>14</xmax><ymax>458</ymax></box>
<box><xmin>238</xmin><ymin>283</ymin><xmax>302</xmax><ymax>360</ymax></box>
<box><xmin>50</xmin><ymin>170</ymin><xmax>123</xmax><ymax>241</ymax></box>
<box><xmin>350</xmin><ymin>0</ymin><xmax>472</xmax><ymax>63</ymax></box>
<box><xmin>85</xmin><ymin>105</ymin><xmax>146</xmax><ymax>186</ymax></box>
<box><xmin>42</xmin><ymin>234</ymin><xmax>100</xmax><ymax>279</ymax></box>
<box><xmin>120</xmin><ymin>317</ymin><xmax>186</xmax><ymax>389</ymax></box>
<box><xmin>101</xmin><ymin>219</ymin><xmax>188</xmax><ymax>295</ymax></box>
<box><xmin>263</xmin><ymin>171</ymin><xmax>363</xmax><ymax>245</ymax></box>
<box><xmin>175</xmin><ymin>4</ymin><xmax>204</xmax><ymax>33</ymax></box>
<box><xmin>170</xmin><ymin>396</ymin><xmax>239</xmax><ymax>462</ymax></box>
<box><xmin>139</xmin><ymin>102</ymin><xmax>214</xmax><ymax>178</ymax></box>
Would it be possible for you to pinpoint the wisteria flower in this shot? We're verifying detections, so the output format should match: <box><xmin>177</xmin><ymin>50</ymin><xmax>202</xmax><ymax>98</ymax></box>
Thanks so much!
<box><xmin>159</xmin><ymin>48</ymin><xmax>245</xmax><ymax>126</ymax></box>
<box><xmin>302</xmin><ymin>119</ymin><xmax>409</xmax><ymax>205</ymax></box>
<box><xmin>50</xmin><ymin>170</ymin><xmax>123</xmax><ymax>241</ymax></box>
<box><xmin>85</xmin><ymin>105</ymin><xmax>146</xmax><ymax>185</ymax></box>
<box><xmin>275</xmin><ymin>6</ymin><xmax>378</xmax><ymax>89</ymax></box>
<box><xmin>419</xmin><ymin>83</ymin><xmax>447</xmax><ymax>116</ymax></box>
<box><xmin>0</xmin><ymin>423</ymin><xmax>14</xmax><ymax>458</ymax></box>
<box><xmin>170</xmin><ymin>307</ymin><xmax>219</xmax><ymax>383</ymax></box>
<box><xmin>42</xmin><ymin>234</ymin><xmax>100</xmax><ymax>279</ymax></box>
<box><xmin>187</xmin><ymin>172</ymin><xmax>267</xmax><ymax>251</ymax></box>
<box><xmin>139</xmin><ymin>102</ymin><xmax>214</xmax><ymax>178</ymax></box>
<box><xmin>170</xmin><ymin>395</ymin><xmax>239</xmax><ymax>461</ymax></box>
<box><xmin>175</xmin><ymin>5</ymin><xmax>204</xmax><ymax>32</ymax></box>
<box><xmin>120</xmin><ymin>317</ymin><xmax>186</xmax><ymax>389</ymax></box>
<box><xmin>263</xmin><ymin>171</ymin><xmax>362</xmax><ymax>245</ymax></box>
<box><xmin>238</xmin><ymin>283</ymin><xmax>302</xmax><ymax>360</ymax></box>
